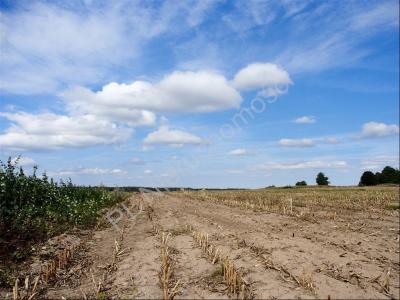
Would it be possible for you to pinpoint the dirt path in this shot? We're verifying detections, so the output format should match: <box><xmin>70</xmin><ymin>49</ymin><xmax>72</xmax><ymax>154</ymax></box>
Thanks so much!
<box><xmin>37</xmin><ymin>193</ymin><xmax>400</xmax><ymax>299</ymax></box>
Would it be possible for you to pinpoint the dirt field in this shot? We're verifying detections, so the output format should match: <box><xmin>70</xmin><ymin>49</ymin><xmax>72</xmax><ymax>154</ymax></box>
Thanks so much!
<box><xmin>4</xmin><ymin>188</ymin><xmax>400</xmax><ymax>299</ymax></box>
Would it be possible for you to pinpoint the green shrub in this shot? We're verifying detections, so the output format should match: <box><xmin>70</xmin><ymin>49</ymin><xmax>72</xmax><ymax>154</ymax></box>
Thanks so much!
<box><xmin>295</xmin><ymin>181</ymin><xmax>307</xmax><ymax>186</ymax></box>
<box><xmin>0</xmin><ymin>157</ymin><xmax>126</xmax><ymax>241</ymax></box>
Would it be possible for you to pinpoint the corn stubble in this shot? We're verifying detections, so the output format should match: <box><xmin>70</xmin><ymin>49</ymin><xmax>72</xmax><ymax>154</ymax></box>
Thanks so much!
<box><xmin>192</xmin><ymin>230</ymin><xmax>252</xmax><ymax>299</ymax></box>
<box><xmin>176</xmin><ymin>187</ymin><xmax>398</xmax><ymax>215</ymax></box>
<box><xmin>154</xmin><ymin>228</ymin><xmax>180</xmax><ymax>300</ymax></box>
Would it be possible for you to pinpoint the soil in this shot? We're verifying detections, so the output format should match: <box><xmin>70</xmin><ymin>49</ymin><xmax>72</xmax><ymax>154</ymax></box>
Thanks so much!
<box><xmin>2</xmin><ymin>192</ymin><xmax>399</xmax><ymax>299</ymax></box>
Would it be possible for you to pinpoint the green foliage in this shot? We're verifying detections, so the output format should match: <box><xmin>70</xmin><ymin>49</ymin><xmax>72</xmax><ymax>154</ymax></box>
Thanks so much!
<box><xmin>0</xmin><ymin>157</ymin><xmax>126</xmax><ymax>241</ymax></box>
<box><xmin>359</xmin><ymin>171</ymin><xmax>377</xmax><ymax>186</ymax></box>
<box><xmin>295</xmin><ymin>181</ymin><xmax>307</xmax><ymax>186</ymax></box>
<box><xmin>359</xmin><ymin>166</ymin><xmax>400</xmax><ymax>186</ymax></box>
<box><xmin>316</xmin><ymin>172</ymin><xmax>329</xmax><ymax>186</ymax></box>
<box><xmin>377</xmin><ymin>166</ymin><xmax>400</xmax><ymax>184</ymax></box>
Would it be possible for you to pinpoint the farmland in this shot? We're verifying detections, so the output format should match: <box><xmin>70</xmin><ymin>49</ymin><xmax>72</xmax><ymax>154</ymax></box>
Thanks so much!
<box><xmin>2</xmin><ymin>186</ymin><xmax>399</xmax><ymax>299</ymax></box>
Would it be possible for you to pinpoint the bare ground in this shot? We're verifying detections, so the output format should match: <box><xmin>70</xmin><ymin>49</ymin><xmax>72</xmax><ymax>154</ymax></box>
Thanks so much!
<box><xmin>4</xmin><ymin>192</ymin><xmax>400</xmax><ymax>299</ymax></box>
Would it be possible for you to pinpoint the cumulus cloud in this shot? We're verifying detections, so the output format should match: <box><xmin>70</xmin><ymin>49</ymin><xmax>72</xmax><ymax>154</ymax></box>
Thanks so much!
<box><xmin>258</xmin><ymin>160</ymin><xmax>347</xmax><ymax>170</ymax></box>
<box><xmin>228</xmin><ymin>148</ymin><xmax>248</xmax><ymax>156</ymax></box>
<box><xmin>233</xmin><ymin>63</ymin><xmax>292</xmax><ymax>91</ymax></box>
<box><xmin>0</xmin><ymin>112</ymin><xmax>132</xmax><ymax>151</ymax></box>
<box><xmin>62</xmin><ymin>63</ymin><xmax>291</xmax><ymax>128</ymax></box>
<box><xmin>278</xmin><ymin>138</ymin><xmax>315</xmax><ymax>147</ymax></box>
<box><xmin>64</xmin><ymin>70</ymin><xmax>242</xmax><ymax>114</ymax></box>
<box><xmin>293</xmin><ymin>116</ymin><xmax>316</xmax><ymax>124</ymax></box>
<box><xmin>144</xmin><ymin>169</ymin><xmax>153</xmax><ymax>175</ymax></box>
<box><xmin>359</xmin><ymin>122</ymin><xmax>399</xmax><ymax>139</ymax></box>
<box><xmin>11</xmin><ymin>156</ymin><xmax>36</xmax><ymax>166</ymax></box>
<box><xmin>0</xmin><ymin>62</ymin><xmax>292</xmax><ymax>151</ymax></box>
<box><xmin>143</xmin><ymin>126</ymin><xmax>204</xmax><ymax>146</ymax></box>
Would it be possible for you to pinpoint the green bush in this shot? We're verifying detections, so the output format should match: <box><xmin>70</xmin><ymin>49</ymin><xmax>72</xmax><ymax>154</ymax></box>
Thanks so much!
<box><xmin>0</xmin><ymin>157</ymin><xmax>126</xmax><ymax>240</ymax></box>
<box><xmin>295</xmin><ymin>181</ymin><xmax>307</xmax><ymax>186</ymax></box>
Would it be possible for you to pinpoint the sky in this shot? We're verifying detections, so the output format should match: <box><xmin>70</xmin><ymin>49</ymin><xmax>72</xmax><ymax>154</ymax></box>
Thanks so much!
<box><xmin>0</xmin><ymin>0</ymin><xmax>399</xmax><ymax>188</ymax></box>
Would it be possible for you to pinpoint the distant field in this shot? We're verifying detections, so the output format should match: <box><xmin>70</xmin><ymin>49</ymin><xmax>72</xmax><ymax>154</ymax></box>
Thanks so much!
<box><xmin>176</xmin><ymin>186</ymin><xmax>400</xmax><ymax>212</ymax></box>
<box><xmin>2</xmin><ymin>186</ymin><xmax>399</xmax><ymax>299</ymax></box>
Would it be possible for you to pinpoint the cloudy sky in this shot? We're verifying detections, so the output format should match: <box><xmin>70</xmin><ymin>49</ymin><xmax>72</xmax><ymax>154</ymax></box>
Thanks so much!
<box><xmin>0</xmin><ymin>0</ymin><xmax>399</xmax><ymax>187</ymax></box>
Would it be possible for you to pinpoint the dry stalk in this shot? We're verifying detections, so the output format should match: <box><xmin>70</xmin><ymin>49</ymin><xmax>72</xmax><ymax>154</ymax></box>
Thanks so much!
<box><xmin>263</xmin><ymin>257</ymin><xmax>316</xmax><ymax>293</ymax></box>
<box><xmin>371</xmin><ymin>268</ymin><xmax>391</xmax><ymax>294</ymax></box>
<box><xmin>110</xmin><ymin>226</ymin><xmax>127</xmax><ymax>269</ymax></box>
<box><xmin>90</xmin><ymin>270</ymin><xmax>107</xmax><ymax>295</ymax></box>
<box><xmin>155</xmin><ymin>227</ymin><xmax>179</xmax><ymax>300</ymax></box>
<box><xmin>41</xmin><ymin>243</ymin><xmax>79</xmax><ymax>283</ymax></box>
<box><xmin>12</xmin><ymin>275</ymin><xmax>40</xmax><ymax>300</ymax></box>
<box><xmin>192</xmin><ymin>230</ymin><xmax>252</xmax><ymax>299</ymax></box>
<box><xmin>299</xmin><ymin>268</ymin><xmax>315</xmax><ymax>292</ymax></box>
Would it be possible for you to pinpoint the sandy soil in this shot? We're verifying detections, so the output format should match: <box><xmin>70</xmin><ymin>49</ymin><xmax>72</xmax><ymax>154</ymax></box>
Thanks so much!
<box><xmin>6</xmin><ymin>192</ymin><xmax>399</xmax><ymax>299</ymax></box>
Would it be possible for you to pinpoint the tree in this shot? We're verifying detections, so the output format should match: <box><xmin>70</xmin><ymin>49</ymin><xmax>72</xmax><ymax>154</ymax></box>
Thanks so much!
<box><xmin>359</xmin><ymin>171</ymin><xmax>376</xmax><ymax>186</ymax></box>
<box><xmin>316</xmin><ymin>172</ymin><xmax>329</xmax><ymax>186</ymax></box>
<box><xmin>295</xmin><ymin>181</ymin><xmax>307</xmax><ymax>186</ymax></box>
<box><xmin>380</xmin><ymin>166</ymin><xmax>400</xmax><ymax>184</ymax></box>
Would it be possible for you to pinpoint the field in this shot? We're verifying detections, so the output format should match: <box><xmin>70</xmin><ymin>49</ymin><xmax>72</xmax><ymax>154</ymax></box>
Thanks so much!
<box><xmin>2</xmin><ymin>186</ymin><xmax>399</xmax><ymax>299</ymax></box>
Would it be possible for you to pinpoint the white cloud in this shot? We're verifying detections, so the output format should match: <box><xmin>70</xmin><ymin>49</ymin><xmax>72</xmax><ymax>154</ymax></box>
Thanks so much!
<box><xmin>258</xmin><ymin>160</ymin><xmax>347</xmax><ymax>170</ymax></box>
<box><xmin>278</xmin><ymin>138</ymin><xmax>315</xmax><ymax>147</ymax></box>
<box><xmin>64</xmin><ymin>70</ymin><xmax>242</xmax><ymax>114</ymax></box>
<box><xmin>143</xmin><ymin>126</ymin><xmax>204</xmax><ymax>146</ymax></box>
<box><xmin>361</xmin><ymin>155</ymin><xmax>399</xmax><ymax>170</ymax></box>
<box><xmin>293</xmin><ymin>116</ymin><xmax>315</xmax><ymax>124</ymax></box>
<box><xmin>0</xmin><ymin>1</ymin><xmax>216</xmax><ymax>95</ymax></box>
<box><xmin>0</xmin><ymin>112</ymin><xmax>132</xmax><ymax>151</ymax></box>
<box><xmin>51</xmin><ymin>167</ymin><xmax>127</xmax><ymax>176</ymax></box>
<box><xmin>63</xmin><ymin>86</ymin><xmax>157</xmax><ymax>126</ymax></box>
<box><xmin>359</xmin><ymin>122</ymin><xmax>399</xmax><ymax>139</ymax></box>
<box><xmin>228</xmin><ymin>148</ymin><xmax>248</xmax><ymax>156</ymax></box>
<box><xmin>144</xmin><ymin>169</ymin><xmax>153</xmax><ymax>175</ymax></box>
<box><xmin>277</xmin><ymin>2</ymin><xmax>399</xmax><ymax>74</ymax></box>
<box><xmin>351</xmin><ymin>1</ymin><xmax>399</xmax><ymax>30</ymax></box>
<box><xmin>233</xmin><ymin>63</ymin><xmax>292</xmax><ymax>91</ymax></box>
<box><xmin>186</xmin><ymin>0</ymin><xmax>218</xmax><ymax>27</ymax></box>
<box><xmin>11</xmin><ymin>156</ymin><xmax>36</xmax><ymax>166</ymax></box>
<box><xmin>0</xmin><ymin>3</ymin><xmax>130</xmax><ymax>94</ymax></box>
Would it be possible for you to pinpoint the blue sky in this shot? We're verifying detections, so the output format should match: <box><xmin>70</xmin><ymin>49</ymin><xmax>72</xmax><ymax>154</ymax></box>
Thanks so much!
<box><xmin>0</xmin><ymin>0</ymin><xmax>399</xmax><ymax>188</ymax></box>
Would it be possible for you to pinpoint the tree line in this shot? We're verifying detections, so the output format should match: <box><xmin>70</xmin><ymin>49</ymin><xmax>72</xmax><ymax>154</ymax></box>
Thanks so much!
<box><xmin>359</xmin><ymin>166</ymin><xmax>400</xmax><ymax>186</ymax></box>
<box><xmin>294</xmin><ymin>166</ymin><xmax>399</xmax><ymax>187</ymax></box>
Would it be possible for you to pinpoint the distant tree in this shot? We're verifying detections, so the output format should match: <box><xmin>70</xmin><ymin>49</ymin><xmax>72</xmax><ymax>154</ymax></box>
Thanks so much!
<box><xmin>380</xmin><ymin>166</ymin><xmax>400</xmax><ymax>184</ymax></box>
<box><xmin>375</xmin><ymin>171</ymin><xmax>382</xmax><ymax>184</ymax></box>
<box><xmin>316</xmin><ymin>172</ymin><xmax>329</xmax><ymax>186</ymax></box>
<box><xmin>295</xmin><ymin>181</ymin><xmax>307</xmax><ymax>186</ymax></box>
<box><xmin>359</xmin><ymin>171</ymin><xmax>377</xmax><ymax>186</ymax></box>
